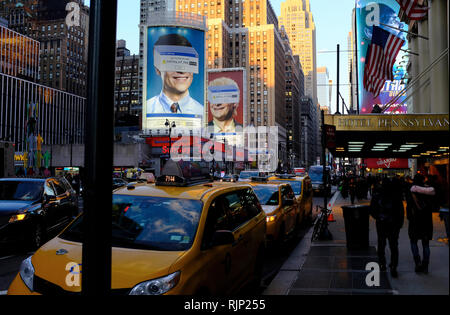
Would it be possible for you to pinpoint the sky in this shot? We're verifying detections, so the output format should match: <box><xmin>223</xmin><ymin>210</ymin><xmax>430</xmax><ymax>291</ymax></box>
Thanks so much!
<box><xmin>92</xmin><ymin>0</ymin><xmax>357</xmax><ymax>113</ymax></box>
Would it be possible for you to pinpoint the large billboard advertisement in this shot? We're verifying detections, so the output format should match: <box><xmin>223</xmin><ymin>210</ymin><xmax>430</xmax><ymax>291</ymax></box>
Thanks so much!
<box><xmin>143</xmin><ymin>26</ymin><xmax>206</xmax><ymax>132</ymax></box>
<box><xmin>356</xmin><ymin>0</ymin><xmax>409</xmax><ymax>114</ymax></box>
<box><xmin>207</xmin><ymin>69</ymin><xmax>246</xmax><ymax>148</ymax></box>
<box><xmin>207</xmin><ymin>69</ymin><xmax>246</xmax><ymax>134</ymax></box>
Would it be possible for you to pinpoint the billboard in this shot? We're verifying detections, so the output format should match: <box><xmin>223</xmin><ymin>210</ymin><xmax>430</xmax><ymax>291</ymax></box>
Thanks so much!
<box><xmin>143</xmin><ymin>26</ymin><xmax>206</xmax><ymax>132</ymax></box>
<box><xmin>356</xmin><ymin>0</ymin><xmax>409</xmax><ymax>114</ymax></box>
<box><xmin>207</xmin><ymin>69</ymin><xmax>246</xmax><ymax>148</ymax></box>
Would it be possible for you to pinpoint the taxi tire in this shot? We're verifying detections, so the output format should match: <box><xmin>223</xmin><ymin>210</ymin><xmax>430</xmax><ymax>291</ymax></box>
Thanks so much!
<box><xmin>250</xmin><ymin>246</ymin><xmax>265</xmax><ymax>292</ymax></box>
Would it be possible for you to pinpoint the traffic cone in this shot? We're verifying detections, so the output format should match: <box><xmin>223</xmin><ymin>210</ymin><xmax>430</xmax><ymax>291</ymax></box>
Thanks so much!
<box><xmin>328</xmin><ymin>212</ymin><xmax>336</xmax><ymax>222</ymax></box>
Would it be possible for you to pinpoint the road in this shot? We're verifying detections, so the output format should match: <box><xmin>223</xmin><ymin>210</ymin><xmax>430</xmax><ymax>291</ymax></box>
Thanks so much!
<box><xmin>0</xmin><ymin>196</ymin><xmax>326</xmax><ymax>295</ymax></box>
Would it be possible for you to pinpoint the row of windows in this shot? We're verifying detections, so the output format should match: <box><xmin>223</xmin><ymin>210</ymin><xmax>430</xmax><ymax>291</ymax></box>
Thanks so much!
<box><xmin>0</xmin><ymin>25</ymin><xmax>40</xmax><ymax>81</ymax></box>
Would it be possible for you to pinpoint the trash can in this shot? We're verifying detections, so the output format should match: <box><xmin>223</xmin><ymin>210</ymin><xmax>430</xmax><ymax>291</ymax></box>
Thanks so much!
<box><xmin>342</xmin><ymin>205</ymin><xmax>370</xmax><ymax>250</ymax></box>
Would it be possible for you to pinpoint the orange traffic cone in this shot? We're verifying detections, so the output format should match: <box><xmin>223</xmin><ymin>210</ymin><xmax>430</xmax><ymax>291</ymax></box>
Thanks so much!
<box><xmin>328</xmin><ymin>212</ymin><xmax>336</xmax><ymax>222</ymax></box>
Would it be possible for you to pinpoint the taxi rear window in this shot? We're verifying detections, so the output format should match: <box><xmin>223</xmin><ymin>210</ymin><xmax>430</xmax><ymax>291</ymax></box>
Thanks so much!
<box><xmin>272</xmin><ymin>181</ymin><xmax>302</xmax><ymax>195</ymax></box>
<box><xmin>60</xmin><ymin>195</ymin><xmax>203</xmax><ymax>251</ymax></box>
<box><xmin>252</xmin><ymin>185</ymin><xmax>279</xmax><ymax>206</ymax></box>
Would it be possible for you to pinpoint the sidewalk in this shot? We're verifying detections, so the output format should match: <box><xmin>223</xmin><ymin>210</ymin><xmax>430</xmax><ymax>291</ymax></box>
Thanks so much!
<box><xmin>264</xmin><ymin>191</ymin><xmax>449</xmax><ymax>295</ymax></box>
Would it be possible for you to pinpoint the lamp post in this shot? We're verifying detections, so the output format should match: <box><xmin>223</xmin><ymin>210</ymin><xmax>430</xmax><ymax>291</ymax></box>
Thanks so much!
<box><xmin>165</xmin><ymin>119</ymin><xmax>176</xmax><ymax>161</ymax></box>
<box><xmin>64</xmin><ymin>130</ymin><xmax>82</xmax><ymax>168</ymax></box>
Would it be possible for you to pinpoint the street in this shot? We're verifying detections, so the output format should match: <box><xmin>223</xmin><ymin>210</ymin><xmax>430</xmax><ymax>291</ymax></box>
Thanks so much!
<box><xmin>0</xmin><ymin>196</ymin><xmax>325</xmax><ymax>295</ymax></box>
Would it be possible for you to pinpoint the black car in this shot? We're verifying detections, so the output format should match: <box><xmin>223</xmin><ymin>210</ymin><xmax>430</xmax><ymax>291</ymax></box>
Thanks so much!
<box><xmin>0</xmin><ymin>178</ymin><xmax>79</xmax><ymax>250</ymax></box>
<box><xmin>112</xmin><ymin>178</ymin><xmax>128</xmax><ymax>190</ymax></box>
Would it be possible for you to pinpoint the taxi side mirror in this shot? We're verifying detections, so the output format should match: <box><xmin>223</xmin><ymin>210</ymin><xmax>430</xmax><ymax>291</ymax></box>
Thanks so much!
<box><xmin>43</xmin><ymin>194</ymin><xmax>56</xmax><ymax>204</ymax></box>
<box><xmin>212</xmin><ymin>230</ymin><xmax>235</xmax><ymax>247</ymax></box>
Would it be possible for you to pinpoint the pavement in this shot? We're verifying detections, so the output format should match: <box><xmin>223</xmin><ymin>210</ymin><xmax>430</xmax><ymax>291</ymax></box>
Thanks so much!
<box><xmin>263</xmin><ymin>189</ymin><xmax>449</xmax><ymax>295</ymax></box>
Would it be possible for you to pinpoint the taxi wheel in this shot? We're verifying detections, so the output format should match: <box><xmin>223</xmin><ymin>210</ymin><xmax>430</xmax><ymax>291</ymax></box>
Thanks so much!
<box><xmin>250</xmin><ymin>246</ymin><xmax>265</xmax><ymax>291</ymax></box>
<box><xmin>278</xmin><ymin>224</ymin><xmax>286</xmax><ymax>245</ymax></box>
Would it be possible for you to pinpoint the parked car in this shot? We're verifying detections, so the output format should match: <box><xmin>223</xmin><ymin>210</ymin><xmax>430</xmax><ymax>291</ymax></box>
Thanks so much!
<box><xmin>250</xmin><ymin>180</ymin><xmax>298</xmax><ymax>245</ymax></box>
<box><xmin>238</xmin><ymin>171</ymin><xmax>261</xmax><ymax>182</ymax></box>
<box><xmin>112</xmin><ymin>178</ymin><xmax>128</xmax><ymax>190</ymax></box>
<box><xmin>0</xmin><ymin>178</ymin><xmax>79</xmax><ymax>250</ymax></box>
<box><xmin>308</xmin><ymin>166</ymin><xmax>332</xmax><ymax>196</ymax></box>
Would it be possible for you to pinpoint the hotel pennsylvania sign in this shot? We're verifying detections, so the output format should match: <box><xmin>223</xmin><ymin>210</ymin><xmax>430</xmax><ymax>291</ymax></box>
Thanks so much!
<box><xmin>325</xmin><ymin>114</ymin><xmax>450</xmax><ymax>132</ymax></box>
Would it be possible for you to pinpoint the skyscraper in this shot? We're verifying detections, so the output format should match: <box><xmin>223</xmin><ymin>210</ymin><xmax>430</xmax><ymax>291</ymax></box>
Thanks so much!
<box><xmin>0</xmin><ymin>0</ymin><xmax>90</xmax><ymax>97</ymax></box>
<box><xmin>175</xmin><ymin>0</ymin><xmax>287</xmax><ymax>133</ymax></box>
<box><xmin>317</xmin><ymin>66</ymin><xmax>331</xmax><ymax>111</ymax></box>
<box><xmin>279</xmin><ymin>0</ymin><xmax>317</xmax><ymax>103</ymax></box>
<box><xmin>279</xmin><ymin>0</ymin><xmax>320</xmax><ymax>166</ymax></box>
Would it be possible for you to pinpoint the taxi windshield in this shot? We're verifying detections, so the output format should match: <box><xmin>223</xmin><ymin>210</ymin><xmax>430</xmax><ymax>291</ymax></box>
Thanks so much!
<box><xmin>252</xmin><ymin>185</ymin><xmax>279</xmax><ymax>206</ymax></box>
<box><xmin>272</xmin><ymin>181</ymin><xmax>302</xmax><ymax>195</ymax></box>
<box><xmin>60</xmin><ymin>195</ymin><xmax>203</xmax><ymax>251</ymax></box>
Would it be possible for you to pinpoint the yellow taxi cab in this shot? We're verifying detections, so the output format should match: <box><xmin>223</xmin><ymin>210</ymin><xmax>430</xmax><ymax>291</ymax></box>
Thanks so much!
<box><xmin>8</xmin><ymin>161</ymin><xmax>266</xmax><ymax>296</ymax></box>
<box><xmin>248</xmin><ymin>177</ymin><xmax>298</xmax><ymax>244</ymax></box>
<box><xmin>268</xmin><ymin>174</ymin><xmax>314</xmax><ymax>224</ymax></box>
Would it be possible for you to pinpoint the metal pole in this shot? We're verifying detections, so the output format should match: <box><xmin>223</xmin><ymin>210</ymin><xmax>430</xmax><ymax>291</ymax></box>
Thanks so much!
<box><xmin>354</xmin><ymin>7</ymin><xmax>360</xmax><ymax>114</ymax></box>
<box><xmin>82</xmin><ymin>0</ymin><xmax>117</xmax><ymax>296</ymax></box>
<box><xmin>322</xmin><ymin>110</ymin><xmax>327</xmax><ymax>212</ymax></box>
<box><xmin>337</xmin><ymin>44</ymin><xmax>340</xmax><ymax>115</ymax></box>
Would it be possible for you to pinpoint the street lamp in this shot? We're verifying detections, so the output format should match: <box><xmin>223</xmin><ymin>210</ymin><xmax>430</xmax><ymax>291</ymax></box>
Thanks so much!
<box><xmin>64</xmin><ymin>129</ymin><xmax>82</xmax><ymax>168</ymax></box>
<box><xmin>165</xmin><ymin>119</ymin><xmax>176</xmax><ymax>160</ymax></box>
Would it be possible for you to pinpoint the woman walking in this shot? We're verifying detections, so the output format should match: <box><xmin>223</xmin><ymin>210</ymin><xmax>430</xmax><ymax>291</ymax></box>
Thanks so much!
<box><xmin>406</xmin><ymin>174</ymin><xmax>435</xmax><ymax>274</ymax></box>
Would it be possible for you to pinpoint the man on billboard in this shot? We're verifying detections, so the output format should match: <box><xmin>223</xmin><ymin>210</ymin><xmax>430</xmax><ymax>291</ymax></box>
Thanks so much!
<box><xmin>147</xmin><ymin>34</ymin><xmax>203</xmax><ymax>116</ymax></box>
<box><xmin>207</xmin><ymin>77</ymin><xmax>243</xmax><ymax>134</ymax></box>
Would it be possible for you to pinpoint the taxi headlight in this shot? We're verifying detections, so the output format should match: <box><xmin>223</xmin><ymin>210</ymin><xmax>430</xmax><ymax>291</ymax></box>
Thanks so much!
<box><xmin>266</xmin><ymin>215</ymin><xmax>277</xmax><ymax>223</ymax></box>
<box><xmin>9</xmin><ymin>213</ymin><xmax>29</xmax><ymax>223</ymax></box>
<box><xmin>129</xmin><ymin>271</ymin><xmax>181</xmax><ymax>295</ymax></box>
<box><xmin>19</xmin><ymin>256</ymin><xmax>35</xmax><ymax>292</ymax></box>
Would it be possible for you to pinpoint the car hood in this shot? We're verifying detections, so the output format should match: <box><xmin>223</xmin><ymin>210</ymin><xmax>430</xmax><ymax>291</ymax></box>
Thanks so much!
<box><xmin>0</xmin><ymin>200</ymin><xmax>35</xmax><ymax>216</ymax></box>
<box><xmin>31</xmin><ymin>237</ymin><xmax>186</xmax><ymax>293</ymax></box>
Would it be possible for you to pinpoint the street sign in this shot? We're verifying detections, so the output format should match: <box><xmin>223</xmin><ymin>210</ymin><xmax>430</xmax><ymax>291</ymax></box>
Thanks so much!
<box><xmin>325</xmin><ymin>124</ymin><xmax>336</xmax><ymax>149</ymax></box>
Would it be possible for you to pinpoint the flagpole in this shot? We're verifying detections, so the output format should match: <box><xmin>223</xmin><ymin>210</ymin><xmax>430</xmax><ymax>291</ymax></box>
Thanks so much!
<box><xmin>379</xmin><ymin>22</ymin><xmax>429</xmax><ymax>40</ymax></box>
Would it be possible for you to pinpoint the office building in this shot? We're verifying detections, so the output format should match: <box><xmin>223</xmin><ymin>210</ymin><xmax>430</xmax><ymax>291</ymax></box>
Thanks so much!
<box><xmin>0</xmin><ymin>24</ymin><xmax>86</xmax><ymax>167</ymax></box>
<box><xmin>115</xmin><ymin>40</ymin><xmax>140</xmax><ymax>127</ymax></box>
<box><xmin>0</xmin><ymin>0</ymin><xmax>89</xmax><ymax>97</ymax></box>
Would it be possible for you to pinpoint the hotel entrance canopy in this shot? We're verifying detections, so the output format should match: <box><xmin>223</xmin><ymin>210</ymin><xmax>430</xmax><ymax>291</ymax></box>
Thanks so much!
<box><xmin>324</xmin><ymin>114</ymin><xmax>449</xmax><ymax>159</ymax></box>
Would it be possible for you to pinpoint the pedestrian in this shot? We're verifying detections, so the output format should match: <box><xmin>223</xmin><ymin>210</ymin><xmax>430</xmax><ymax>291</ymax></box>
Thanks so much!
<box><xmin>406</xmin><ymin>174</ymin><xmax>435</xmax><ymax>274</ymax></box>
<box><xmin>72</xmin><ymin>174</ymin><xmax>81</xmax><ymax>195</ymax></box>
<box><xmin>370</xmin><ymin>177</ymin><xmax>404</xmax><ymax>278</ymax></box>
<box><xmin>341</xmin><ymin>175</ymin><xmax>349</xmax><ymax>199</ymax></box>
<box><xmin>349</xmin><ymin>176</ymin><xmax>357</xmax><ymax>205</ymax></box>
<box><xmin>439</xmin><ymin>204</ymin><xmax>449</xmax><ymax>242</ymax></box>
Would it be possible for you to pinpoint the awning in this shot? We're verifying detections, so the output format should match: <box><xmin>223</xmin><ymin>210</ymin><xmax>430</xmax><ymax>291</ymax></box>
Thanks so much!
<box><xmin>324</xmin><ymin>114</ymin><xmax>449</xmax><ymax>159</ymax></box>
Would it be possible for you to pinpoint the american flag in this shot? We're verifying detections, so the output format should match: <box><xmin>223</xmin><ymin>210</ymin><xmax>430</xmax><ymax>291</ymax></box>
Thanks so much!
<box><xmin>363</xmin><ymin>26</ymin><xmax>405</xmax><ymax>97</ymax></box>
<box><xmin>396</xmin><ymin>0</ymin><xmax>429</xmax><ymax>20</ymax></box>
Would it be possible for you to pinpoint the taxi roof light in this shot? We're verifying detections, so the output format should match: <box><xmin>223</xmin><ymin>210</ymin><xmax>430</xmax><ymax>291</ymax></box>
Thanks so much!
<box><xmin>156</xmin><ymin>160</ymin><xmax>213</xmax><ymax>187</ymax></box>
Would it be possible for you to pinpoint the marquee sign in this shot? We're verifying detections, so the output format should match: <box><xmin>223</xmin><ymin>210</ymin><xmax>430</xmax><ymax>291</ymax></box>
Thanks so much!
<box><xmin>325</xmin><ymin>114</ymin><xmax>449</xmax><ymax>132</ymax></box>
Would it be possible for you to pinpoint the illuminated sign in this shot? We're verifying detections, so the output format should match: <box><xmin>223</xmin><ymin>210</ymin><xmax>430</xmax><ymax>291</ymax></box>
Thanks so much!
<box><xmin>325</xmin><ymin>114</ymin><xmax>449</xmax><ymax>132</ymax></box>
<box><xmin>356</xmin><ymin>0</ymin><xmax>409</xmax><ymax>114</ymax></box>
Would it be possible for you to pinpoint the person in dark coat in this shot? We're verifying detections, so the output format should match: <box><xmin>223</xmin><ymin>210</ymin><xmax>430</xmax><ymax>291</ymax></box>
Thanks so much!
<box><xmin>370</xmin><ymin>177</ymin><xmax>405</xmax><ymax>278</ymax></box>
<box><xmin>349</xmin><ymin>176</ymin><xmax>357</xmax><ymax>205</ymax></box>
<box><xmin>406</xmin><ymin>174</ymin><xmax>435</xmax><ymax>274</ymax></box>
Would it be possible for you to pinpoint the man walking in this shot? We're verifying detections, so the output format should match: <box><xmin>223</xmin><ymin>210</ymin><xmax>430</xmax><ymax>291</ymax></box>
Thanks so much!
<box><xmin>370</xmin><ymin>177</ymin><xmax>405</xmax><ymax>278</ymax></box>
